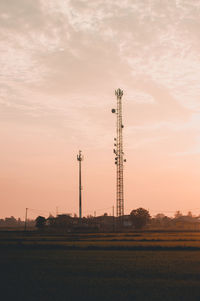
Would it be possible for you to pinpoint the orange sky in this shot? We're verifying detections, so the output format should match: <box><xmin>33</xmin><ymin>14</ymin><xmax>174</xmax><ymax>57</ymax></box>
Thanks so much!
<box><xmin>1</xmin><ymin>0</ymin><xmax>200</xmax><ymax>219</ymax></box>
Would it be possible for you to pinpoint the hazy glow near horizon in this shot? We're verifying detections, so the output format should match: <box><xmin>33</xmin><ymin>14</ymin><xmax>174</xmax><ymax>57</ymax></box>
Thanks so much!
<box><xmin>1</xmin><ymin>0</ymin><xmax>200</xmax><ymax>219</ymax></box>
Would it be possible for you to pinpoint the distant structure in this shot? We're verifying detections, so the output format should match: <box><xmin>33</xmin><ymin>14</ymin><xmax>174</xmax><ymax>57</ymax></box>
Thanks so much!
<box><xmin>24</xmin><ymin>207</ymin><xmax>28</xmax><ymax>231</ymax></box>
<box><xmin>112</xmin><ymin>89</ymin><xmax>126</xmax><ymax>217</ymax></box>
<box><xmin>77</xmin><ymin>150</ymin><xmax>84</xmax><ymax>218</ymax></box>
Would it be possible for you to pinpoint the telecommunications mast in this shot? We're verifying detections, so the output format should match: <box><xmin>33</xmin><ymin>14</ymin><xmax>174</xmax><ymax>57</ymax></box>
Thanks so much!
<box><xmin>77</xmin><ymin>150</ymin><xmax>84</xmax><ymax>219</ymax></box>
<box><xmin>112</xmin><ymin>89</ymin><xmax>126</xmax><ymax>217</ymax></box>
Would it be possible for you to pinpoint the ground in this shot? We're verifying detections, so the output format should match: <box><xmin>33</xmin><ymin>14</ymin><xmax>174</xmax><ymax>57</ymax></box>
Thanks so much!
<box><xmin>1</xmin><ymin>231</ymin><xmax>200</xmax><ymax>300</ymax></box>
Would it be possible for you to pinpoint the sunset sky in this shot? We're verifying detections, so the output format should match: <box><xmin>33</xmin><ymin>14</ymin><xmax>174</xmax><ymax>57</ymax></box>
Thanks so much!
<box><xmin>1</xmin><ymin>0</ymin><xmax>200</xmax><ymax>219</ymax></box>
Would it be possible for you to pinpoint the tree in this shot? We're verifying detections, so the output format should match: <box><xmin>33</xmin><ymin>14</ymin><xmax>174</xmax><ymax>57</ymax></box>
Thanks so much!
<box><xmin>187</xmin><ymin>211</ymin><xmax>193</xmax><ymax>217</ymax></box>
<box><xmin>46</xmin><ymin>215</ymin><xmax>56</xmax><ymax>227</ymax></box>
<box><xmin>35</xmin><ymin>216</ymin><xmax>46</xmax><ymax>230</ymax></box>
<box><xmin>155</xmin><ymin>213</ymin><xmax>165</xmax><ymax>220</ymax></box>
<box><xmin>130</xmin><ymin>208</ymin><xmax>151</xmax><ymax>229</ymax></box>
<box><xmin>174</xmin><ymin>211</ymin><xmax>182</xmax><ymax>218</ymax></box>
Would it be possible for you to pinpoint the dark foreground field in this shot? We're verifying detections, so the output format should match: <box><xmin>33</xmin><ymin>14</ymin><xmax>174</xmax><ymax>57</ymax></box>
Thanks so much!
<box><xmin>1</xmin><ymin>232</ymin><xmax>200</xmax><ymax>300</ymax></box>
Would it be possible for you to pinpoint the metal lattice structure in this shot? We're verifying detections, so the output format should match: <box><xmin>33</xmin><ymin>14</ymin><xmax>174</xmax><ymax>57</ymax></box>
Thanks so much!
<box><xmin>77</xmin><ymin>150</ymin><xmax>83</xmax><ymax>219</ymax></box>
<box><xmin>112</xmin><ymin>89</ymin><xmax>125</xmax><ymax>217</ymax></box>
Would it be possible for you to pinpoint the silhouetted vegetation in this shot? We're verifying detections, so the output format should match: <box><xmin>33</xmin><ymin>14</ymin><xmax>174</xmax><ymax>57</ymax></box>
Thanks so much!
<box><xmin>0</xmin><ymin>216</ymin><xmax>35</xmax><ymax>229</ymax></box>
<box><xmin>35</xmin><ymin>216</ymin><xmax>46</xmax><ymax>230</ymax></box>
<box><xmin>130</xmin><ymin>208</ymin><xmax>151</xmax><ymax>229</ymax></box>
<box><xmin>1</xmin><ymin>208</ymin><xmax>200</xmax><ymax>232</ymax></box>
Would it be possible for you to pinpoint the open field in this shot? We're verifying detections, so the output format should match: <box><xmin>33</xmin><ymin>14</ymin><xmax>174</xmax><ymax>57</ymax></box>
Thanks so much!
<box><xmin>2</xmin><ymin>230</ymin><xmax>200</xmax><ymax>249</ymax></box>
<box><xmin>1</xmin><ymin>231</ymin><xmax>200</xmax><ymax>300</ymax></box>
<box><xmin>1</xmin><ymin>248</ymin><xmax>200</xmax><ymax>300</ymax></box>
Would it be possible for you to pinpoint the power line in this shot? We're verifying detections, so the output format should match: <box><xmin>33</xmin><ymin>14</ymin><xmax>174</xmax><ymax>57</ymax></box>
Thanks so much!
<box><xmin>28</xmin><ymin>208</ymin><xmax>52</xmax><ymax>214</ymax></box>
<box><xmin>83</xmin><ymin>206</ymin><xmax>113</xmax><ymax>216</ymax></box>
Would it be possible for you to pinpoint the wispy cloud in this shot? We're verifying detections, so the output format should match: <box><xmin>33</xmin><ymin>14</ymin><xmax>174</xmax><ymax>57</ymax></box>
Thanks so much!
<box><xmin>1</xmin><ymin>0</ymin><xmax>200</xmax><ymax>149</ymax></box>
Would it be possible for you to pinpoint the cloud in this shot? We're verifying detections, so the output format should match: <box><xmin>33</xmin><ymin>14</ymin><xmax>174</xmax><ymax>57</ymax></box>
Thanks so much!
<box><xmin>1</xmin><ymin>0</ymin><xmax>200</xmax><ymax>151</ymax></box>
<box><xmin>115</xmin><ymin>1</ymin><xmax>200</xmax><ymax>110</ymax></box>
<box><xmin>128</xmin><ymin>113</ymin><xmax>200</xmax><ymax>132</ymax></box>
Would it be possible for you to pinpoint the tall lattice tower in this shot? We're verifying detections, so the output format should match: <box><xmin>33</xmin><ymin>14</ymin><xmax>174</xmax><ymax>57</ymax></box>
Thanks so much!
<box><xmin>112</xmin><ymin>89</ymin><xmax>126</xmax><ymax>217</ymax></box>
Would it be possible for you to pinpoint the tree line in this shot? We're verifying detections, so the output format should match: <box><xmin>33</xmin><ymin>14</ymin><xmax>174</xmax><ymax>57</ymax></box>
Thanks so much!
<box><xmin>1</xmin><ymin>208</ymin><xmax>200</xmax><ymax>231</ymax></box>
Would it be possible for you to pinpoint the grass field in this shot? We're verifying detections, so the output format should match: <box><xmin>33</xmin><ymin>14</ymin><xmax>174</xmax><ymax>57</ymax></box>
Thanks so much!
<box><xmin>2</xmin><ymin>230</ymin><xmax>200</xmax><ymax>249</ymax></box>
<box><xmin>1</xmin><ymin>231</ymin><xmax>200</xmax><ymax>300</ymax></box>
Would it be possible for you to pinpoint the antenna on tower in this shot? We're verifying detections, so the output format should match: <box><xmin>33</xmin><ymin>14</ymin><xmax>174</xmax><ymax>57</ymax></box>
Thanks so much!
<box><xmin>77</xmin><ymin>150</ymin><xmax>84</xmax><ymax>219</ymax></box>
<box><xmin>112</xmin><ymin>89</ymin><xmax>126</xmax><ymax>218</ymax></box>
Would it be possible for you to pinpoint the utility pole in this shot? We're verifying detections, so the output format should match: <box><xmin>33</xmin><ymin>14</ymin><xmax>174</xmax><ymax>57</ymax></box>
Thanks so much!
<box><xmin>24</xmin><ymin>208</ymin><xmax>28</xmax><ymax>231</ymax></box>
<box><xmin>112</xmin><ymin>89</ymin><xmax>126</xmax><ymax>217</ymax></box>
<box><xmin>77</xmin><ymin>150</ymin><xmax>84</xmax><ymax>219</ymax></box>
<box><xmin>112</xmin><ymin>205</ymin><xmax>115</xmax><ymax>232</ymax></box>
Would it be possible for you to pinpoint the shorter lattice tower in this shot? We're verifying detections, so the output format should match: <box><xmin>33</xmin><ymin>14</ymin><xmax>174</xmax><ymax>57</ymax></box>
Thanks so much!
<box><xmin>77</xmin><ymin>150</ymin><xmax>84</xmax><ymax>218</ymax></box>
